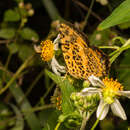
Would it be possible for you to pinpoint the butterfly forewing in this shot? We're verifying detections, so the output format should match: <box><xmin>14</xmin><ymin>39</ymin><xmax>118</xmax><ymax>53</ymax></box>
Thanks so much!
<box><xmin>58</xmin><ymin>23</ymin><xmax>109</xmax><ymax>80</ymax></box>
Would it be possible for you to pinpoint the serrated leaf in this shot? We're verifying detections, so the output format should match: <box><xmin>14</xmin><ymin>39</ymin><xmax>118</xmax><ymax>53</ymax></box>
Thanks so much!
<box><xmin>20</xmin><ymin>28</ymin><xmax>39</xmax><ymax>41</ymax></box>
<box><xmin>98</xmin><ymin>0</ymin><xmax>130</xmax><ymax>30</ymax></box>
<box><xmin>46</xmin><ymin>70</ymin><xmax>75</xmax><ymax>114</ymax></box>
<box><xmin>0</xmin><ymin>28</ymin><xmax>15</xmax><ymax>39</ymax></box>
<box><xmin>8</xmin><ymin>43</ymin><xmax>18</xmax><ymax>54</ymax></box>
<box><xmin>4</xmin><ymin>9</ymin><xmax>20</xmax><ymax>22</ymax></box>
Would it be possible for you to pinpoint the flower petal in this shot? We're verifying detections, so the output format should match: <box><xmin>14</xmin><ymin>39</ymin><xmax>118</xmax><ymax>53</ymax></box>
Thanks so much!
<box><xmin>96</xmin><ymin>99</ymin><xmax>109</xmax><ymax>120</ymax></box>
<box><xmin>88</xmin><ymin>75</ymin><xmax>104</xmax><ymax>87</ymax></box>
<box><xmin>82</xmin><ymin>87</ymin><xmax>100</xmax><ymax>93</ymax></box>
<box><xmin>53</xmin><ymin>34</ymin><xmax>60</xmax><ymax>50</ymax></box>
<box><xmin>111</xmin><ymin>98</ymin><xmax>127</xmax><ymax>120</ymax></box>
<box><xmin>51</xmin><ymin>56</ymin><xmax>66</xmax><ymax>75</ymax></box>
<box><xmin>51</xmin><ymin>60</ymin><xmax>60</xmax><ymax>75</ymax></box>
<box><xmin>119</xmin><ymin>91</ymin><xmax>130</xmax><ymax>99</ymax></box>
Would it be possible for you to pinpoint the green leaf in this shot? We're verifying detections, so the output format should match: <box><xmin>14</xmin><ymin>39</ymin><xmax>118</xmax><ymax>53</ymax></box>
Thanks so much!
<box><xmin>20</xmin><ymin>28</ymin><xmax>39</xmax><ymax>41</ymax></box>
<box><xmin>109</xmin><ymin>44</ymin><xmax>130</xmax><ymax>64</ymax></box>
<box><xmin>4</xmin><ymin>74</ymin><xmax>42</xmax><ymax>130</ymax></box>
<box><xmin>46</xmin><ymin>70</ymin><xmax>75</xmax><ymax>114</ymax></box>
<box><xmin>89</xmin><ymin>29</ymin><xmax>112</xmax><ymax>46</ymax></box>
<box><xmin>118</xmin><ymin>21</ymin><xmax>130</xmax><ymax>29</ymax></box>
<box><xmin>117</xmin><ymin>49</ymin><xmax>130</xmax><ymax>89</ymax></box>
<box><xmin>0</xmin><ymin>28</ymin><xmax>15</xmax><ymax>39</ymax></box>
<box><xmin>98</xmin><ymin>0</ymin><xmax>130</xmax><ymax>30</ymax></box>
<box><xmin>18</xmin><ymin>44</ymin><xmax>34</xmax><ymax>61</ymax></box>
<box><xmin>10</xmin><ymin>104</ymin><xmax>24</xmax><ymax>130</ymax></box>
<box><xmin>39</xmin><ymin>108</ymin><xmax>61</xmax><ymax>130</ymax></box>
<box><xmin>8</xmin><ymin>43</ymin><xmax>18</xmax><ymax>54</ymax></box>
<box><xmin>4</xmin><ymin>9</ymin><xmax>20</xmax><ymax>22</ymax></box>
<box><xmin>0</xmin><ymin>102</ymin><xmax>13</xmax><ymax>130</ymax></box>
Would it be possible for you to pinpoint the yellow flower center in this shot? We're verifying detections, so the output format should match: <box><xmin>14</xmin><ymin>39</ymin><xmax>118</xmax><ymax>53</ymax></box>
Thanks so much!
<box><xmin>102</xmin><ymin>77</ymin><xmax>123</xmax><ymax>104</ymax></box>
<box><xmin>40</xmin><ymin>40</ymin><xmax>54</xmax><ymax>61</ymax></box>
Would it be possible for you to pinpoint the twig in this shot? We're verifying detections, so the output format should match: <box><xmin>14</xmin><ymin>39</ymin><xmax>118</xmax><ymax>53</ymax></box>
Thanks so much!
<box><xmin>19</xmin><ymin>70</ymin><xmax>45</xmax><ymax>103</ymax></box>
<box><xmin>82</xmin><ymin>0</ymin><xmax>95</xmax><ymax>29</ymax></box>
<box><xmin>0</xmin><ymin>61</ymin><xmax>42</xmax><ymax>129</ymax></box>
<box><xmin>41</xmin><ymin>0</ymin><xmax>63</xmax><ymax>21</ymax></box>
<box><xmin>0</xmin><ymin>55</ymin><xmax>34</xmax><ymax>95</ymax></box>
<box><xmin>22</xmin><ymin>104</ymin><xmax>55</xmax><ymax>113</ymax></box>
<box><xmin>72</xmin><ymin>0</ymin><xmax>102</xmax><ymax>21</ymax></box>
<box><xmin>0</xmin><ymin>40</ymin><xmax>11</xmax><ymax>44</ymax></box>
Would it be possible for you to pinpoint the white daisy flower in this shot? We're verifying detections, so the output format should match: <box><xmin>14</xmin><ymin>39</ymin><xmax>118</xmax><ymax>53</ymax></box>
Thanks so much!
<box><xmin>34</xmin><ymin>35</ymin><xmax>66</xmax><ymax>76</ymax></box>
<box><xmin>81</xmin><ymin>75</ymin><xmax>130</xmax><ymax>120</ymax></box>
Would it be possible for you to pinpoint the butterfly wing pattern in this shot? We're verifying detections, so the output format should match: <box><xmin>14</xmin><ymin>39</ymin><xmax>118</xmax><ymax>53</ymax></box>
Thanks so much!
<box><xmin>58</xmin><ymin>23</ymin><xmax>109</xmax><ymax>80</ymax></box>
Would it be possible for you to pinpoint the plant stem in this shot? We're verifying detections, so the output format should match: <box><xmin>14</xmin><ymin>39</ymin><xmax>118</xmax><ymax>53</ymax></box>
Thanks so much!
<box><xmin>80</xmin><ymin>109</ymin><xmax>96</xmax><ymax>130</ymax></box>
<box><xmin>0</xmin><ymin>55</ymin><xmax>34</xmax><ymax>95</ymax></box>
<box><xmin>91</xmin><ymin>118</ymin><xmax>100</xmax><ymax>130</ymax></box>
<box><xmin>9</xmin><ymin>80</ymin><xmax>42</xmax><ymax>130</ymax></box>
<box><xmin>73</xmin><ymin>0</ymin><xmax>102</xmax><ymax>22</ymax></box>
<box><xmin>2</xmin><ymin>53</ymin><xmax>12</xmax><ymax>83</ymax></box>
<box><xmin>36</xmin><ymin>82</ymin><xmax>55</xmax><ymax>106</ymax></box>
<box><xmin>91</xmin><ymin>103</ymin><xmax>105</xmax><ymax>130</ymax></box>
<box><xmin>99</xmin><ymin>45</ymin><xmax>119</xmax><ymax>49</ymax></box>
<box><xmin>20</xmin><ymin>69</ymin><xmax>45</xmax><ymax>103</ymax></box>
<box><xmin>22</xmin><ymin>104</ymin><xmax>55</xmax><ymax>113</ymax></box>
<box><xmin>82</xmin><ymin>0</ymin><xmax>95</xmax><ymax>30</ymax></box>
<box><xmin>109</xmin><ymin>44</ymin><xmax>130</xmax><ymax>64</ymax></box>
<box><xmin>80</xmin><ymin>112</ymin><xmax>90</xmax><ymax>130</ymax></box>
<box><xmin>54</xmin><ymin>122</ymin><xmax>61</xmax><ymax>130</ymax></box>
<box><xmin>41</xmin><ymin>0</ymin><xmax>63</xmax><ymax>21</ymax></box>
<box><xmin>5</xmin><ymin>53</ymin><xmax>12</xmax><ymax>69</ymax></box>
<box><xmin>2</xmin><ymin>60</ymin><xmax>42</xmax><ymax>130</ymax></box>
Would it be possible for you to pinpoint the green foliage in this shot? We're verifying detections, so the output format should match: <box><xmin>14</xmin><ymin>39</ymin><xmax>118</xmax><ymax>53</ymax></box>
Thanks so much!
<box><xmin>4</xmin><ymin>9</ymin><xmax>20</xmax><ymax>22</ymax></box>
<box><xmin>0</xmin><ymin>0</ymin><xmax>130</xmax><ymax>130</ymax></box>
<box><xmin>0</xmin><ymin>28</ymin><xmax>15</xmax><ymax>39</ymax></box>
<box><xmin>89</xmin><ymin>29</ymin><xmax>113</xmax><ymax>46</ymax></box>
<box><xmin>20</xmin><ymin>28</ymin><xmax>39</xmax><ymax>41</ymax></box>
<box><xmin>117</xmin><ymin>50</ymin><xmax>130</xmax><ymax>89</ymax></box>
<box><xmin>39</xmin><ymin>108</ymin><xmax>62</xmax><ymax>130</ymax></box>
<box><xmin>0</xmin><ymin>102</ymin><xmax>14</xmax><ymax>130</ymax></box>
<box><xmin>10</xmin><ymin>104</ymin><xmax>24</xmax><ymax>130</ymax></box>
<box><xmin>46</xmin><ymin>70</ymin><xmax>75</xmax><ymax>114</ymax></box>
<box><xmin>118</xmin><ymin>21</ymin><xmax>130</xmax><ymax>29</ymax></box>
<box><xmin>4</xmin><ymin>73</ymin><xmax>42</xmax><ymax>130</ymax></box>
<box><xmin>18</xmin><ymin>44</ymin><xmax>34</xmax><ymax>61</ymax></box>
<box><xmin>8</xmin><ymin>43</ymin><xmax>19</xmax><ymax>54</ymax></box>
<box><xmin>109</xmin><ymin>39</ymin><xmax>130</xmax><ymax>65</ymax></box>
<box><xmin>98</xmin><ymin>0</ymin><xmax>130</xmax><ymax>30</ymax></box>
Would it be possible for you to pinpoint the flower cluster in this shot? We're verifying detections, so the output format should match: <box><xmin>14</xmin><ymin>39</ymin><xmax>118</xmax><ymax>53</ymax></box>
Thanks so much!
<box><xmin>70</xmin><ymin>92</ymin><xmax>99</xmax><ymax>111</ymax></box>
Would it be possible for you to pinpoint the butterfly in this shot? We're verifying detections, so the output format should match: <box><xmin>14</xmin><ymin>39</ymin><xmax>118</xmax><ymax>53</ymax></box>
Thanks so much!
<box><xmin>57</xmin><ymin>23</ymin><xmax>109</xmax><ymax>80</ymax></box>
